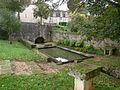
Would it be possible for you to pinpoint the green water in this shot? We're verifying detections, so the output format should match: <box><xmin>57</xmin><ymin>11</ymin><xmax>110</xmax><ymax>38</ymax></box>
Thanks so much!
<box><xmin>39</xmin><ymin>47</ymin><xmax>86</xmax><ymax>60</ymax></box>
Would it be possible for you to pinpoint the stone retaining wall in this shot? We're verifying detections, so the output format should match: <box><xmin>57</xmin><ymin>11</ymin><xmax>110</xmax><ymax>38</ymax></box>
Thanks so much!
<box><xmin>52</xmin><ymin>32</ymin><xmax>86</xmax><ymax>41</ymax></box>
<box><xmin>13</xmin><ymin>22</ymin><xmax>52</xmax><ymax>42</ymax></box>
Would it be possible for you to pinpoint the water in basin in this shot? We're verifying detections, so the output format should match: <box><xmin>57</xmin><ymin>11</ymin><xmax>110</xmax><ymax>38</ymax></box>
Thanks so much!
<box><xmin>39</xmin><ymin>47</ymin><xmax>86</xmax><ymax>61</ymax></box>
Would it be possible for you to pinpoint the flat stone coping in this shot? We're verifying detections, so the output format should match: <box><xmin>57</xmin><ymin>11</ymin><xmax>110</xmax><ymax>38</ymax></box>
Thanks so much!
<box><xmin>56</xmin><ymin>46</ymin><xmax>95</xmax><ymax>58</ymax></box>
<box><xmin>36</xmin><ymin>42</ymin><xmax>56</xmax><ymax>49</ymax></box>
<box><xmin>69</xmin><ymin>64</ymin><xmax>102</xmax><ymax>80</ymax></box>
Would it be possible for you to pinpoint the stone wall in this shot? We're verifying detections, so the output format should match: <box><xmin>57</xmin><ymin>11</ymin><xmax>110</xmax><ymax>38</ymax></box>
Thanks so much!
<box><xmin>13</xmin><ymin>23</ymin><xmax>120</xmax><ymax>55</ymax></box>
<box><xmin>52</xmin><ymin>32</ymin><xmax>120</xmax><ymax>55</ymax></box>
<box><xmin>52</xmin><ymin>32</ymin><xmax>86</xmax><ymax>41</ymax></box>
<box><xmin>13</xmin><ymin>22</ymin><xmax>52</xmax><ymax>42</ymax></box>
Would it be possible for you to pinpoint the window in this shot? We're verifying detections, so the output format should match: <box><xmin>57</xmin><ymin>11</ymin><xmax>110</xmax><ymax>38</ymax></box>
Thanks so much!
<box><xmin>63</xmin><ymin>12</ymin><xmax>66</xmax><ymax>17</ymax></box>
<box><xmin>25</xmin><ymin>14</ymin><xmax>27</xmax><ymax>18</ymax></box>
<box><xmin>56</xmin><ymin>12</ymin><xmax>60</xmax><ymax>17</ymax></box>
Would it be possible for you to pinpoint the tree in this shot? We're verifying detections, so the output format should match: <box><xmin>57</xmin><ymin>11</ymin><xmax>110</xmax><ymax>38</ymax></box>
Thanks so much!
<box><xmin>34</xmin><ymin>0</ymin><xmax>50</xmax><ymax>25</ymax></box>
<box><xmin>68</xmin><ymin>13</ymin><xmax>86</xmax><ymax>32</ymax></box>
<box><xmin>33</xmin><ymin>0</ymin><xmax>50</xmax><ymax>36</ymax></box>
<box><xmin>67</xmin><ymin>0</ymin><xmax>120</xmax><ymax>15</ymax></box>
<box><xmin>68</xmin><ymin>5</ymin><xmax>120</xmax><ymax>55</ymax></box>
<box><xmin>0</xmin><ymin>0</ymin><xmax>31</xmax><ymax>19</ymax></box>
<box><xmin>0</xmin><ymin>9</ymin><xmax>20</xmax><ymax>44</ymax></box>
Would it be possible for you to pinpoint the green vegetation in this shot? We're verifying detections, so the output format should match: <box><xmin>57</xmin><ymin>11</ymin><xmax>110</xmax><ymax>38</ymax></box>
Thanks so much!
<box><xmin>93</xmin><ymin>73</ymin><xmax>120</xmax><ymax>90</ymax></box>
<box><xmin>0</xmin><ymin>73</ymin><xmax>73</xmax><ymax>90</ymax></box>
<box><xmin>0</xmin><ymin>56</ymin><xmax>120</xmax><ymax>90</ymax></box>
<box><xmin>34</xmin><ymin>0</ymin><xmax>50</xmax><ymax>25</ymax></box>
<box><xmin>73</xmin><ymin>56</ymin><xmax>120</xmax><ymax>90</ymax></box>
<box><xmin>0</xmin><ymin>9</ymin><xmax>20</xmax><ymax>44</ymax></box>
<box><xmin>0</xmin><ymin>40</ymin><xmax>41</xmax><ymax>61</ymax></box>
<box><xmin>0</xmin><ymin>0</ymin><xmax>119</xmax><ymax>90</ymax></box>
<box><xmin>52</xmin><ymin>0</ymin><xmax>120</xmax><ymax>56</ymax></box>
<box><xmin>0</xmin><ymin>0</ymin><xmax>31</xmax><ymax>19</ymax></box>
<box><xmin>55</xmin><ymin>39</ymin><xmax>104</xmax><ymax>55</ymax></box>
<box><xmin>52</xmin><ymin>25</ymin><xmax>71</xmax><ymax>33</ymax></box>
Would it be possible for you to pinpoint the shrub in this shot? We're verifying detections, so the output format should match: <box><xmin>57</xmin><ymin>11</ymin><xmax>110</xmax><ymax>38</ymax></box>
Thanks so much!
<box><xmin>74</xmin><ymin>47</ymin><xmax>87</xmax><ymax>52</ymax></box>
<box><xmin>57</xmin><ymin>40</ymin><xmax>64</xmax><ymax>45</ymax></box>
<box><xmin>0</xmin><ymin>29</ymin><xmax>8</xmax><ymax>40</ymax></box>
<box><xmin>86</xmin><ymin>46</ymin><xmax>104</xmax><ymax>55</ymax></box>
<box><xmin>59</xmin><ymin>22</ymin><xmax>67</xmax><ymax>26</ymax></box>
<box><xmin>75</xmin><ymin>41</ymin><xmax>84</xmax><ymax>47</ymax></box>
<box><xmin>69</xmin><ymin>40</ymin><xmax>76</xmax><ymax>47</ymax></box>
<box><xmin>63</xmin><ymin>39</ymin><xmax>70</xmax><ymax>46</ymax></box>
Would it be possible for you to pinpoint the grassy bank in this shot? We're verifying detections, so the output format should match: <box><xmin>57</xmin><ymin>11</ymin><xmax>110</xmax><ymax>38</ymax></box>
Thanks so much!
<box><xmin>0</xmin><ymin>73</ymin><xmax>73</xmax><ymax>90</ymax></box>
<box><xmin>0</xmin><ymin>40</ymin><xmax>41</xmax><ymax>61</ymax></box>
<box><xmin>0</xmin><ymin>40</ymin><xmax>120</xmax><ymax>90</ymax></box>
<box><xmin>0</xmin><ymin>72</ymin><xmax>120</xmax><ymax>90</ymax></box>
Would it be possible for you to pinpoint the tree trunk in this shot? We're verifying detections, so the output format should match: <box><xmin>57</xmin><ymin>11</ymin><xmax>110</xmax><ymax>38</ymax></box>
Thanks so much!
<box><xmin>18</xmin><ymin>12</ymin><xmax>20</xmax><ymax>20</ymax></box>
<box><xmin>39</xmin><ymin>17</ymin><xmax>43</xmax><ymax>36</ymax></box>
<box><xmin>8</xmin><ymin>33</ymin><xmax>12</xmax><ymax>44</ymax></box>
<box><xmin>103</xmin><ymin>49</ymin><xmax>106</xmax><ymax>55</ymax></box>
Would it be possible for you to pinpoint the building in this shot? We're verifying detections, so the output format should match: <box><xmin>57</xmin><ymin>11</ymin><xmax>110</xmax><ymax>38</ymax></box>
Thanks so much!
<box><xmin>44</xmin><ymin>10</ymin><xmax>70</xmax><ymax>25</ymax></box>
<box><xmin>20</xmin><ymin>4</ymin><xmax>70</xmax><ymax>24</ymax></box>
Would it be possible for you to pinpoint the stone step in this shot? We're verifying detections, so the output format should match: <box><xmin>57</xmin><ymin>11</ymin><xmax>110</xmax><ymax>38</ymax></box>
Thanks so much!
<box><xmin>0</xmin><ymin>60</ymin><xmax>12</xmax><ymax>74</ymax></box>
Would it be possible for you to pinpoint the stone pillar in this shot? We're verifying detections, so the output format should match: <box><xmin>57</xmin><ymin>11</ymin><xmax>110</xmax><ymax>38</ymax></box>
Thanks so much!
<box><xmin>68</xmin><ymin>66</ymin><xmax>101</xmax><ymax>90</ymax></box>
<box><xmin>74</xmin><ymin>76</ymin><xmax>85</xmax><ymax>90</ymax></box>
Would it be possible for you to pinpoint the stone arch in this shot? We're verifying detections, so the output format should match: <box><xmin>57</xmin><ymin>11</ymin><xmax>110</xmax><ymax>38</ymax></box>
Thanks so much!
<box><xmin>35</xmin><ymin>37</ymin><xmax>45</xmax><ymax>44</ymax></box>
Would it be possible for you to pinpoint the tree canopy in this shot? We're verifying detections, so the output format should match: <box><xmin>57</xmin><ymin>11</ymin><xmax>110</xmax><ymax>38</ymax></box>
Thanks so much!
<box><xmin>0</xmin><ymin>9</ymin><xmax>20</xmax><ymax>43</ymax></box>
<box><xmin>34</xmin><ymin>0</ymin><xmax>50</xmax><ymax>24</ymax></box>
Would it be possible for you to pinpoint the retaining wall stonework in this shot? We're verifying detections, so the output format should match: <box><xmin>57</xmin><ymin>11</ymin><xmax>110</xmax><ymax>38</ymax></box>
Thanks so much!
<box><xmin>52</xmin><ymin>32</ymin><xmax>86</xmax><ymax>41</ymax></box>
<box><xmin>13</xmin><ymin>23</ymin><xmax>120</xmax><ymax>55</ymax></box>
<box><xmin>13</xmin><ymin>22</ymin><xmax>52</xmax><ymax>42</ymax></box>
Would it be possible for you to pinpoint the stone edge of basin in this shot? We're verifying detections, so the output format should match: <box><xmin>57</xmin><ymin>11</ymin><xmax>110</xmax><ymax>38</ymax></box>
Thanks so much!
<box><xmin>56</xmin><ymin>45</ymin><xmax>95</xmax><ymax>58</ymax></box>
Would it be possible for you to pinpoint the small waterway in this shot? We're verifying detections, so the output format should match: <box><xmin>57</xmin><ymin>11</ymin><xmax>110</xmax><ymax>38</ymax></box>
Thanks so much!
<box><xmin>39</xmin><ymin>47</ymin><xmax>86</xmax><ymax>61</ymax></box>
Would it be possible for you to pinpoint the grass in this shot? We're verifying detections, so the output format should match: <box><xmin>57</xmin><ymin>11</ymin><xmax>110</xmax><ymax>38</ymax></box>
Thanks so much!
<box><xmin>72</xmin><ymin>56</ymin><xmax>120</xmax><ymax>90</ymax></box>
<box><xmin>0</xmin><ymin>72</ymin><xmax>119</xmax><ymax>90</ymax></box>
<box><xmin>0</xmin><ymin>40</ymin><xmax>41</xmax><ymax>61</ymax></box>
<box><xmin>93</xmin><ymin>73</ymin><xmax>120</xmax><ymax>90</ymax></box>
<box><xmin>0</xmin><ymin>73</ymin><xmax>73</xmax><ymax>90</ymax></box>
<box><xmin>0</xmin><ymin>40</ymin><xmax>120</xmax><ymax>90</ymax></box>
<box><xmin>52</xmin><ymin>25</ymin><xmax>71</xmax><ymax>33</ymax></box>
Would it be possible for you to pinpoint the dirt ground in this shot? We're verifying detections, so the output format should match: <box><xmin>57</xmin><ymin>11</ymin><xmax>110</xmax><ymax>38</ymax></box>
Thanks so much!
<box><xmin>37</xmin><ymin>62</ymin><xmax>58</xmax><ymax>73</ymax></box>
<box><xmin>10</xmin><ymin>60</ymin><xmax>72</xmax><ymax>75</ymax></box>
<box><xmin>11</xmin><ymin>61</ymin><xmax>32</xmax><ymax>75</ymax></box>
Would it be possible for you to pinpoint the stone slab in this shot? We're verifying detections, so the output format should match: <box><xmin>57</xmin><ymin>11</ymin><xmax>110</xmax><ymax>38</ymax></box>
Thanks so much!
<box><xmin>0</xmin><ymin>60</ymin><xmax>10</xmax><ymax>65</ymax></box>
<box><xmin>0</xmin><ymin>60</ymin><xmax>12</xmax><ymax>74</ymax></box>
